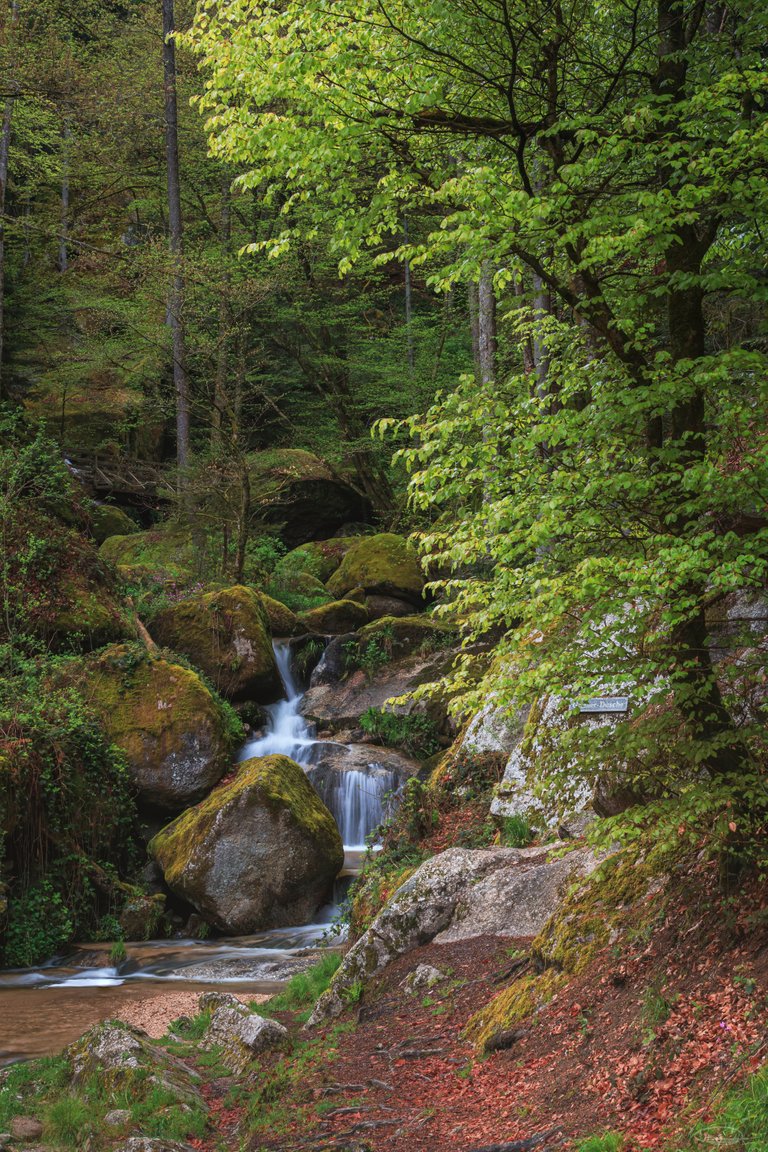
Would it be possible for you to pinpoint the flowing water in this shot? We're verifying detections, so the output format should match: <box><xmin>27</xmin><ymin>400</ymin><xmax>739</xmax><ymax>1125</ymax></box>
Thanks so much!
<box><xmin>0</xmin><ymin>643</ymin><xmax>401</xmax><ymax>1062</ymax></box>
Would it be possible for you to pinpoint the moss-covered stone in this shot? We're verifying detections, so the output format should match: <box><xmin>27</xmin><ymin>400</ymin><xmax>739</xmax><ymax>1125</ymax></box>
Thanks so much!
<box><xmin>99</xmin><ymin>527</ymin><xmax>198</xmax><ymax>583</ymax></box>
<box><xmin>246</xmin><ymin>449</ymin><xmax>371</xmax><ymax>547</ymax></box>
<box><xmin>46</xmin><ymin>568</ymin><xmax>133</xmax><ymax>653</ymax></box>
<box><xmin>257</xmin><ymin>592</ymin><xmax>306</xmax><ymax>638</ymax></box>
<box><xmin>273</xmin><ymin>538</ymin><xmax>361</xmax><ymax>585</ymax></box>
<box><xmin>327</xmin><ymin>534</ymin><xmax>425</xmax><ymax>605</ymax></box>
<box><xmin>266</xmin><ymin>569</ymin><xmax>334</xmax><ymax>614</ymax></box>
<box><xmin>150</xmin><ymin>586</ymin><xmax>281</xmax><ymax>703</ymax></box>
<box><xmin>149</xmin><ymin>755</ymin><xmax>344</xmax><ymax>933</ymax></box>
<box><xmin>299</xmin><ymin>599</ymin><xmax>370</xmax><ymax>635</ymax></box>
<box><xmin>78</xmin><ymin>644</ymin><xmax>242</xmax><ymax>811</ymax></box>
<box><xmin>357</xmin><ymin>614</ymin><xmax>456</xmax><ymax>659</ymax></box>
<box><xmin>463</xmin><ymin>969</ymin><xmax>567</xmax><ymax>1051</ymax></box>
<box><xmin>88</xmin><ymin>503</ymin><xmax>140</xmax><ymax>545</ymax></box>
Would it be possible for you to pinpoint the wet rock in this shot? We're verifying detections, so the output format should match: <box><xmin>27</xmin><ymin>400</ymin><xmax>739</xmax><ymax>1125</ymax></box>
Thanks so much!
<box><xmin>298</xmin><ymin>599</ymin><xmax>369</xmax><ymax>635</ymax></box>
<box><xmin>174</xmin><ymin>954</ymin><xmax>316</xmax><ymax>982</ymax></box>
<box><xmin>71</xmin><ymin>645</ymin><xmax>240</xmax><ymax>811</ymax></box>
<box><xmin>302</xmin><ymin>647</ymin><xmax>455</xmax><ymax>734</ymax></box>
<box><xmin>199</xmin><ymin>992</ymin><xmax>287</xmax><ymax>1072</ymax></box>
<box><xmin>119</xmin><ymin>892</ymin><xmax>166</xmax><ymax>941</ymax></box>
<box><xmin>327</xmin><ymin>534</ymin><xmax>425</xmax><ymax>605</ymax></box>
<box><xmin>9</xmin><ymin>1117</ymin><xmax>43</xmax><ymax>1141</ymax></box>
<box><xmin>150</xmin><ymin>585</ymin><xmax>281</xmax><ymax>703</ymax></box>
<box><xmin>149</xmin><ymin>754</ymin><xmax>343</xmax><ymax>933</ymax></box>
<box><xmin>309</xmin><ymin>845</ymin><xmax>597</xmax><ymax>1023</ymax></box>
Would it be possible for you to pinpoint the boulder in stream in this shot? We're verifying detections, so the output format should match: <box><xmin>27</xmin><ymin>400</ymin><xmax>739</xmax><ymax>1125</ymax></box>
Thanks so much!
<box><xmin>149</xmin><ymin>754</ymin><xmax>344</xmax><ymax>933</ymax></box>
<box><xmin>150</xmin><ymin>585</ymin><xmax>282</xmax><ymax>703</ymax></box>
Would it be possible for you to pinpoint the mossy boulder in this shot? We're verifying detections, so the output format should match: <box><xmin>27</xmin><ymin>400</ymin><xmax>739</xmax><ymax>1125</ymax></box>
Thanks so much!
<box><xmin>47</xmin><ymin>568</ymin><xmax>133</xmax><ymax>652</ymax></box>
<box><xmin>82</xmin><ymin>644</ymin><xmax>241</xmax><ymax>811</ymax></box>
<box><xmin>149</xmin><ymin>755</ymin><xmax>344</xmax><ymax>933</ymax></box>
<box><xmin>100</xmin><ymin>527</ymin><xmax>198</xmax><ymax>584</ymax></box>
<box><xmin>257</xmin><ymin>592</ymin><xmax>306</xmax><ymax>638</ymax></box>
<box><xmin>89</xmin><ymin>503</ymin><xmax>139</xmax><ymax>545</ymax></box>
<box><xmin>246</xmin><ymin>449</ymin><xmax>371</xmax><ymax>547</ymax></box>
<box><xmin>273</xmin><ymin>538</ymin><xmax>361</xmax><ymax>585</ymax></box>
<box><xmin>150</xmin><ymin>586</ymin><xmax>282</xmax><ymax>703</ymax></box>
<box><xmin>66</xmin><ymin>1020</ymin><xmax>203</xmax><ymax>1106</ymax></box>
<box><xmin>357</xmin><ymin>614</ymin><xmax>456</xmax><ymax>659</ymax></box>
<box><xmin>327</xmin><ymin>533</ymin><xmax>426</xmax><ymax>605</ymax></box>
<box><xmin>298</xmin><ymin>599</ymin><xmax>369</xmax><ymax>635</ymax></box>
<box><xmin>265</xmin><ymin>568</ymin><xmax>333</xmax><ymax>614</ymax></box>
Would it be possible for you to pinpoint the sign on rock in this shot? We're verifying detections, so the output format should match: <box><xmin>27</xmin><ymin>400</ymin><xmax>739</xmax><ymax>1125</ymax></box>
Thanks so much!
<box><xmin>579</xmin><ymin>697</ymin><xmax>629</xmax><ymax>714</ymax></box>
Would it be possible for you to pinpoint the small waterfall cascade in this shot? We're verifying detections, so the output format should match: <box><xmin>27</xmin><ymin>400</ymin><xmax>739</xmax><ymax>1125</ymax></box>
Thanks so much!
<box><xmin>238</xmin><ymin>642</ymin><xmax>397</xmax><ymax>849</ymax></box>
<box><xmin>310</xmin><ymin>767</ymin><xmax>400</xmax><ymax>851</ymax></box>
<box><xmin>238</xmin><ymin>642</ymin><xmax>315</xmax><ymax>766</ymax></box>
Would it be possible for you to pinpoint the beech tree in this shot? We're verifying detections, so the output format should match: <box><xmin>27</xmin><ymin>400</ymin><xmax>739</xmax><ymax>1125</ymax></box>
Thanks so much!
<box><xmin>187</xmin><ymin>0</ymin><xmax>768</xmax><ymax>858</ymax></box>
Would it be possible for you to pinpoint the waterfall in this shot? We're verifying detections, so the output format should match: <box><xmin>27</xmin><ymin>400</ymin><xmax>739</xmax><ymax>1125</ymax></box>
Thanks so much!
<box><xmin>238</xmin><ymin>642</ymin><xmax>315</xmax><ymax>766</ymax></box>
<box><xmin>239</xmin><ymin>642</ymin><xmax>399</xmax><ymax>849</ymax></box>
<box><xmin>309</xmin><ymin>766</ymin><xmax>400</xmax><ymax>850</ymax></box>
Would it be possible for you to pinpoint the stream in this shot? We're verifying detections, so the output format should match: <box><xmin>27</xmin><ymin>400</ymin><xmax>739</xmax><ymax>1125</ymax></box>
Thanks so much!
<box><xmin>0</xmin><ymin>642</ymin><xmax>401</xmax><ymax>1064</ymax></box>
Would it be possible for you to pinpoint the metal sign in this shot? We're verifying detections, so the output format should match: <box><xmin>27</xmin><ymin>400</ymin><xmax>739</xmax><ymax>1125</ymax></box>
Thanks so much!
<box><xmin>578</xmin><ymin>697</ymin><xmax>629</xmax><ymax>714</ymax></box>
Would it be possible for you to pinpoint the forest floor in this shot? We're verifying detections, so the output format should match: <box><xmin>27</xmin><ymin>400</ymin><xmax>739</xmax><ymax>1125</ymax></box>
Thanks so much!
<box><xmin>182</xmin><ymin>858</ymin><xmax>768</xmax><ymax>1152</ymax></box>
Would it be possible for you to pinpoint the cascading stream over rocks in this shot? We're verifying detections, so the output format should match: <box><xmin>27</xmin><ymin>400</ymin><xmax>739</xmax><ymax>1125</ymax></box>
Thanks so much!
<box><xmin>240</xmin><ymin>641</ymin><xmax>401</xmax><ymax>849</ymax></box>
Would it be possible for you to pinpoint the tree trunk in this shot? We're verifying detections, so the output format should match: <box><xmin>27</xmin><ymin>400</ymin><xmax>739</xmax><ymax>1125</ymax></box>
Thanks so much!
<box><xmin>478</xmin><ymin>261</ymin><xmax>497</xmax><ymax>388</ymax></box>
<box><xmin>211</xmin><ymin>172</ymin><xmax>231</xmax><ymax>452</ymax></box>
<box><xmin>403</xmin><ymin>216</ymin><xmax>415</xmax><ymax>371</ymax></box>
<box><xmin>58</xmin><ymin>119</ymin><xmax>71</xmax><ymax>273</ymax></box>
<box><xmin>162</xmin><ymin>0</ymin><xmax>190</xmax><ymax>477</ymax></box>
<box><xmin>0</xmin><ymin>0</ymin><xmax>19</xmax><ymax>401</ymax></box>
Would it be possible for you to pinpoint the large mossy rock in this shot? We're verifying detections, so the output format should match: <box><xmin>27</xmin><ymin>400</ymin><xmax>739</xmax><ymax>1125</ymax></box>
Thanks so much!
<box><xmin>47</xmin><ymin>567</ymin><xmax>133</xmax><ymax>652</ymax></box>
<box><xmin>66</xmin><ymin>1020</ymin><xmax>202</xmax><ymax>1105</ymax></box>
<box><xmin>298</xmin><ymin>599</ymin><xmax>369</xmax><ymax>635</ymax></box>
<box><xmin>272</xmin><ymin>538</ymin><xmax>361</xmax><ymax>585</ymax></box>
<box><xmin>82</xmin><ymin>644</ymin><xmax>241</xmax><ymax>811</ymax></box>
<box><xmin>100</xmin><ymin>527</ymin><xmax>198</xmax><ymax>583</ymax></box>
<box><xmin>247</xmin><ymin>450</ymin><xmax>370</xmax><ymax>547</ymax></box>
<box><xmin>309</xmin><ymin>845</ymin><xmax>597</xmax><ymax>1024</ymax></box>
<box><xmin>257</xmin><ymin>592</ymin><xmax>306</xmax><ymax>638</ymax></box>
<box><xmin>327</xmin><ymin>534</ymin><xmax>425</xmax><ymax>605</ymax></box>
<box><xmin>150</xmin><ymin>586</ymin><xmax>281</xmax><ymax>703</ymax></box>
<box><xmin>149</xmin><ymin>755</ymin><xmax>344</xmax><ymax>933</ymax></box>
<box><xmin>266</xmin><ymin>568</ymin><xmax>333</xmax><ymax>614</ymax></box>
<box><xmin>89</xmin><ymin>503</ymin><xmax>140</xmax><ymax>545</ymax></box>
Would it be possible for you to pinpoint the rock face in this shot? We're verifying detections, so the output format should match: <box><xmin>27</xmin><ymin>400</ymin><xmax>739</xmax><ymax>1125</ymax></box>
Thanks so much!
<box><xmin>247</xmin><ymin>449</ymin><xmax>371</xmax><ymax>547</ymax></box>
<box><xmin>309</xmin><ymin>844</ymin><xmax>597</xmax><ymax>1023</ymax></box>
<box><xmin>199</xmin><ymin>991</ymin><xmax>287</xmax><ymax>1072</ymax></box>
<box><xmin>149</xmin><ymin>755</ymin><xmax>344</xmax><ymax>933</ymax></box>
<box><xmin>327</xmin><ymin>534</ymin><xmax>425</xmax><ymax>605</ymax></box>
<box><xmin>299</xmin><ymin>599</ymin><xmax>369</xmax><ymax>635</ymax></box>
<box><xmin>83</xmin><ymin>645</ymin><xmax>240</xmax><ymax>811</ymax></box>
<box><xmin>302</xmin><ymin>644</ymin><xmax>455</xmax><ymax>733</ymax></box>
<box><xmin>151</xmin><ymin>585</ymin><xmax>281</xmax><ymax>703</ymax></box>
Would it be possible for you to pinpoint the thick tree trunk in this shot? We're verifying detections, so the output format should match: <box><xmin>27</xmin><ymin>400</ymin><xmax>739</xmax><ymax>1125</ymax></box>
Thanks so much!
<box><xmin>162</xmin><ymin>0</ymin><xmax>190</xmax><ymax>476</ymax></box>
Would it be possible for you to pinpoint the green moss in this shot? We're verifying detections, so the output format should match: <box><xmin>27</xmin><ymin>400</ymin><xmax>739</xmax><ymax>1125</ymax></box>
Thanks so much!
<box><xmin>99</xmin><ymin>527</ymin><xmax>198</xmax><ymax>582</ymax></box>
<box><xmin>257</xmin><ymin>592</ymin><xmax>304</xmax><ymax>637</ymax></box>
<box><xmin>149</xmin><ymin>754</ymin><xmax>343</xmax><ymax>887</ymax></box>
<box><xmin>298</xmin><ymin>599</ymin><xmax>369</xmax><ymax>635</ymax></box>
<box><xmin>531</xmin><ymin>850</ymin><xmax>667</xmax><ymax>976</ymax></box>
<box><xmin>464</xmin><ymin>969</ymin><xmax>567</xmax><ymax>1050</ymax></box>
<box><xmin>266</xmin><ymin>568</ymin><xmax>333</xmax><ymax>614</ymax></box>
<box><xmin>247</xmin><ymin>448</ymin><xmax>334</xmax><ymax>500</ymax></box>
<box><xmin>274</xmin><ymin>538</ymin><xmax>360</xmax><ymax>584</ymax></box>
<box><xmin>327</xmin><ymin>533</ymin><xmax>425</xmax><ymax>603</ymax></box>
<box><xmin>50</xmin><ymin>572</ymin><xmax>132</xmax><ymax>651</ymax></box>
<box><xmin>150</xmin><ymin>585</ymin><xmax>280</xmax><ymax>702</ymax></box>
<box><xmin>88</xmin><ymin>504</ymin><xmax>139</xmax><ymax>545</ymax></box>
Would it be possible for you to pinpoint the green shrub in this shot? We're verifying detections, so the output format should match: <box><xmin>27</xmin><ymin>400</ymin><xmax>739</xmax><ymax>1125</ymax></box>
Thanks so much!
<box><xmin>3</xmin><ymin>880</ymin><xmax>75</xmax><ymax>968</ymax></box>
<box><xmin>498</xmin><ymin>814</ymin><xmax>534</xmax><ymax>848</ymax></box>
<box><xmin>574</xmin><ymin>1136</ymin><xmax>624</xmax><ymax>1152</ymax></box>
<box><xmin>359</xmin><ymin>707</ymin><xmax>440</xmax><ymax>757</ymax></box>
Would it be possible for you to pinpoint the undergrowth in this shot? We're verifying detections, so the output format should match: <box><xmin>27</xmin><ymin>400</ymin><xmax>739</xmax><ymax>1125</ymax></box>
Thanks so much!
<box><xmin>262</xmin><ymin>951</ymin><xmax>343</xmax><ymax>1017</ymax></box>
